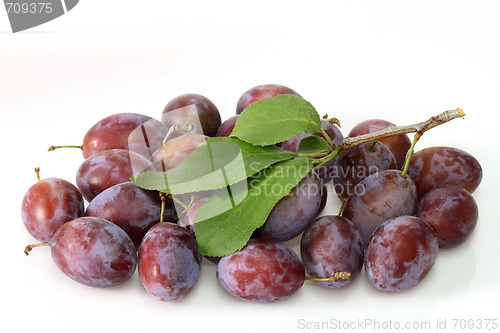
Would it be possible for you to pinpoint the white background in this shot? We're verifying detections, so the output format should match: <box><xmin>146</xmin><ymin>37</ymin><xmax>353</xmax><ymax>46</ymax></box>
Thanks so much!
<box><xmin>1</xmin><ymin>1</ymin><xmax>499</xmax><ymax>332</ymax></box>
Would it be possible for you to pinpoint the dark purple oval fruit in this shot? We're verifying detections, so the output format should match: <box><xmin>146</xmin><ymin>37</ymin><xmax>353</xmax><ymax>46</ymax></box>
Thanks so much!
<box><xmin>139</xmin><ymin>223</ymin><xmax>202</xmax><ymax>301</ymax></box>
<box><xmin>332</xmin><ymin>141</ymin><xmax>396</xmax><ymax>200</ymax></box>
<box><xmin>342</xmin><ymin>169</ymin><xmax>418</xmax><ymax>246</ymax></box>
<box><xmin>365</xmin><ymin>216</ymin><xmax>438</xmax><ymax>292</ymax></box>
<box><xmin>76</xmin><ymin>149</ymin><xmax>154</xmax><ymax>202</ymax></box>
<box><xmin>260</xmin><ymin>171</ymin><xmax>322</xmax><ymax>242</ymax></box>
<box><xmin>301</xmin><ymin>216</ymin><xmax>363</xmax><ymax>288</ymax></box>
<box><xmin>217</xmin><ymin>238</ymin><xmax>305</xmax><ymax>302</ymax></box>
<box><xmin>85</xmin><ymin>182</ymin><xmax>175</xmax><ymax>247</ymax></box>
<box><xmin>162</xmin><ymin>93</ymin><xmax>221</xmax><ymax>137</ymax></box>
<box><xmin>408</xmin><ymin>146</ymin><xmax>482</xmax><ymax>197</ymax></box>
<box><xmin>416</xmin><ymin>185</ymin><xmax>478</xmax><ymax>248</ymax></box>
<box><xmin>348</xmin><ymin>119</ymin><xmax>412</xmax><ymax>168</ymax></box>
<box><xmin>51</xmin><ymin>217</ymin><xmax>137</xmax><ymax>287</ymax></box>
<box><xmin>236</xmin><ymin>84</ymin><xmax>301</xmax><ymax>114</ymax></box>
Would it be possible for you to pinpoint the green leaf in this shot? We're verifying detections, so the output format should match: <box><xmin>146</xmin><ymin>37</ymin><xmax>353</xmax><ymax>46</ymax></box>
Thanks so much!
<box><xmin>193</xmin><ymin>158</ymin><xmax>314</xmax><ymax>257</ymax></box>
<box><xmin>296</xmin><ymin>136</ymin><xmax>331</xmax><ymax>156</ymax></box>
<box><xmin>131</xmin><ymin>136</ymin><xmax>296</xmax><ymax>195</ymax></box>
<box><xmin>231</xmin><ymin>94</ymin><xmax>323</xmax><ymax>146</ymax></box>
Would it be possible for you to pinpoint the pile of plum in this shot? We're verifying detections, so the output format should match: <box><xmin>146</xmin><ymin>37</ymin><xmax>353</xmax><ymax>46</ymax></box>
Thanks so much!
<box><xmin>22</xmin><ymin>84</ymin><xmax>482</xmax><ymax>302</ymax></box>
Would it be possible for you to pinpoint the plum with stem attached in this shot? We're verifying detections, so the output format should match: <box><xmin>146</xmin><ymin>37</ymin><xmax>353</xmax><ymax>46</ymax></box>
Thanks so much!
<box><xmin>24</xmin><ymin>217</ymin><xmax>137</xmax><ymax>287</ymax></box>
<box><xmin>49</xmin><ymin>113</ymin><xmax>168</xmax><ymax>160</ymax></box>
<box><xmin>22</xmin><ymin>167</ymin><xmax>84</xmax><ymax>242</ymax></box>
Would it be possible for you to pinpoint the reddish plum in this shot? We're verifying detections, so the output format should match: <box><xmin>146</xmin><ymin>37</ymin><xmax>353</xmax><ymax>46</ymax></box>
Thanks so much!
<box><xmin>22</xmin><ymin>174</ymin><xmax>84</xmax><ymax>242</ymax></box>
<box><xmin>332</xmin><ymin>141</ymin><xmax>396</xmax><ymax>200</ymax></box>
<box><xmin>86</xmin><ymin>182</ymin><xmax>175</xmax><ymax>247</ymax></box>
<box><xmin>365</xmin><ymin>216</ymin><xmax>438</xmax><ymax>292</ymax></box>
<box><xmin>301</xmin><ymin>216</ymin><xmax>363</xmax><ymax>288</ymax></box>
<box><xmin>217</xmin><ymin>238</ymin><xmax>305</xmax><ymax>302</ymax></box>
<box><xmin>259</xmin><ymin>172</ymin><xmax>322</xmax><ymax>242</ymax></box>
<box><xmin>162</xmin><ymin>94</ymin><xmax>221</xmax><ymax>137</ymax></box>
<box><xmin>139</xmin><ymin>223</ymin><xmax>202</xmax><ymax>301</ymax></box>
<box><xmin>408</xmin><ymin>146</ymin><xmax>482</xmax><ymax>198</ymax></box>
<box><xmin>76</xmin><ymin>149</ymin><xmax>154</xmax><ymax>202</ymax></box>
<box><xmin>342</xmin><ymin>169</ymin><xmax>418</xmax><ymax>246</ymax></box>
<box><xmin>82</xmin><ymin>113</ymin><xmax>168</xmax><ymax>159</ymax></box>
<box><xmin>416</xmin><ymin>185</ymin><xmax>478</xmax><ymax>248</ymax></box>
<box><xmin>236</xmin><ymin>84</ymin><xmax>301</xmax><ymax>114</ymax></box>
<box><xmin>51</xmin><ymin>217</ymin><xmax>137</xmax><ymax>287</ymax></box>
<box><xmin>216</xmin><ymin>115</ymin><xmax>239</xmax><ymax>137</ymax></box>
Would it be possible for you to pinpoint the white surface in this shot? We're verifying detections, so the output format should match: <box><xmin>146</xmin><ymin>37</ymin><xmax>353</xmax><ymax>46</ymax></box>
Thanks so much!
<box><xmin>1</xmin><ymin>1</ymin><xmax>499</xmax><ymax>332</ymax></box>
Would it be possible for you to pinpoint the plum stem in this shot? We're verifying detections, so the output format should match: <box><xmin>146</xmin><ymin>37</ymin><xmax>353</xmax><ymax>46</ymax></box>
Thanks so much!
<box><xmin>170</xmin><ymin>195</ymin><xmax>191</xmax><ymax>216</ymax></box>
<box><xmin>48</xmin><ymin>145</ymin><xmax>83</xmax><ymax>151</ymax></box>
<box><xmin>162</xmin><ymin>123</ymin><xmax>197</xmax><ymax>146</ymax></box>
<box><xmin>401</xmin><ymin>134</ymin><xmax>420</xmax><ymax>179</ymax></box>
<box><xmin>159</xmin><ymin>192</ymin><xmax>178</xmax><ymax>223</ymax></box>
<box><xmin>34</xmin><ymin>167</ymin><xmax>41</xmax><ymax>182</ymax></box>
<box><xmin>367</xmin><ymin>140</ymin><xmax>378</xmax><ymax>152</ymax></box>
<box><xmin>319</xmin><ymin>127</ymin><xmax>335</xmax><ymax>148</ymax></box>
<box><xmin>338</xmin><ymin>198</ymin><xmax>347</xmax><ymax>216</ymax></box>
<box><xmin>24</xmin><ymin>242</ymin><xmax>51</xmax><ymax>256</ymax></box>
<box><xmin>306</xmin><ymin>271</ymin><xmax>351</xmax><ymax>282</ymax></box>
<box><xmin>160</xmin><ymin>193</ymin><xmax>167</xmax><ymax>223</ymax></box>
<box><xmin>313</xmin><ymin>147</ymin><xmax>340</xmax><ymax>172</ymax></box>
<box><xmin>162</xmin><ymin>125</ymin><xmax>180</xmax><ymax>146</ymax></box>
<box><xmin>322</xmin><ymin>114</ymin><xmax>342</xmax><ymax>128</ymax></box>
<box><xmin>296</xmin><ymin>150</ymin><xmax>330</xmax><ymax>158</ymax></box>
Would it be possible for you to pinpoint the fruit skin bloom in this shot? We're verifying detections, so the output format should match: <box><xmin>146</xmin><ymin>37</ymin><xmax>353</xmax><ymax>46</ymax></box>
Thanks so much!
<box><xmin>300</xmin><ymin>215</ymin><xmax>364</xmax><ymax>288</ymax></box>
<box><xmin>407</xmin><ymin>146</ymin><xmax>482</xmax><ymax>198</ymax></box>
<box><xmin>217</xmin><ymin>238</ymin><xmax>305</xmax><ymax>302</ymax></box>
<box><xmin>416</xmin><ymin>185</ymin><xmax>478</xmax><ymax>248</ymax></box>
<box><xmin>235</xmin><ymin>84</ymin><xmax>301</xmax><ymax>114</ymax></box>
<box><xmin>259</xmin><ymin>171</ymin><xmax>322</xmax><ymax>242</ymax></box>
<box><xmin>22</xmin><ymin>177</ymin><xmax>84</xmax><ymax>242</ymax></box>
<box><xmin>364</xmin><ymin>216</ymin><xmax>438</xmax><ymax>292</ymax></box>
<box><xmin>139</xmin><ymin>223</ymin><xmax>202</xmax><ymax>302</ymax></box>
<box><xmin>51</xmin><ymin>217</ymin><xmax>137</xmax><ymax>287</ymax></box>
<box><xmin>342</xmin><ymin>170</ymin><xmax>418</xmax><ymax>246</ymax></box>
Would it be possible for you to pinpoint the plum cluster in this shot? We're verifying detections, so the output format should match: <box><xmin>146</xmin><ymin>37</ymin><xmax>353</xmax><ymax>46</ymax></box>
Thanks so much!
<box><xmin>22</xmin><ymin>84</ymin><xmax>482</xmax><ymax>302</ymax></box>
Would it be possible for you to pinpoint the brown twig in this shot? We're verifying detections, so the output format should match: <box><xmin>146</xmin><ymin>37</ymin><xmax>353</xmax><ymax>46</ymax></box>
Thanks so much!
<box><xmin>340</xmin><ymin>108</ymin><xmax>465</xmax><ymax>151</ymax></box>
